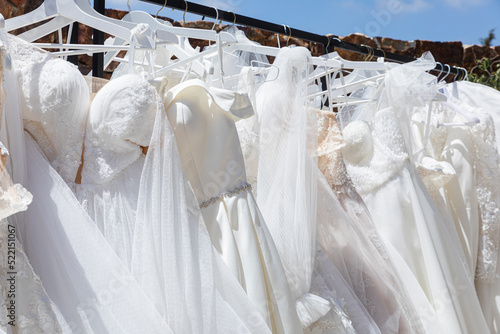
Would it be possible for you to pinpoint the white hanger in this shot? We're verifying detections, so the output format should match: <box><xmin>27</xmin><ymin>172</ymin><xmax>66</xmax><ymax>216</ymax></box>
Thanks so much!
<box><xmin>124</xmin><ymin>8</ymin><xmax>236</xmax><ymax>42</ymax></box>
<box><xmin>6</xmin><ymin>0</ymin><xmax>154</xmax><ymax>49</ymax></box>
<box><xmin>439</xmin><ymin>86</ymin><xmax>480</xmax><ymax>126</ymax></box>
<box><xmin>100</xmin><ymin>0</ymin><xmax>240</xmax><ymax>78</ymax></box>
<box><xmin>307</xmin><ymin>39</ymin><xmax>387</xmax><ymax>106</ymax></box>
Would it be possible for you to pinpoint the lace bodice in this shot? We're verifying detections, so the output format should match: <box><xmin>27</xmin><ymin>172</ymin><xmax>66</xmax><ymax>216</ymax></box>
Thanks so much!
<box><xmin>164</xmin><ymin>79</ymin><xmax>254</xmax><ymax>203</ymax></box>
<box><xmin>316</xmin><ymin>109</ymin><xmax>352</xmax><ymax>188</ymax></box>
<box><xmin>81</xmin><ymin>75</ymin><xmax>158</xmax><ymax>185</ymax></box>
<box><xmin>9</xmin><ymin>35</ymin><xmax>89</xmax><ymax>183</ymax></box>
<box><xmin>342</xmin><ymin>107</ymin><xmax>409</xmax><ymax>195</ymax></box>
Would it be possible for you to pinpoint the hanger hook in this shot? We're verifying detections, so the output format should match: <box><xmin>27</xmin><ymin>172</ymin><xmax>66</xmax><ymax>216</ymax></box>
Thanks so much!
<box><xmin>378</xmin><ymin>48</ymin><xmax>386</xmax><ymax>60</ymax></box>
<box><xmin>155</xmin><ymin>0</ymin><xmax>168</xmax><ymax>19</ymax></box>
<box><xmin>461</xmin><ymin>67</ymin><xmax>468</xmax><ymax>81</ymax></box>
<box><xmin>451</xmin><ymin>66</ymin><xmax>459</xmax><ymax>82</ymax></box>
<box><xmin>325</xmin><ymin>35</ymin><xmax>331</xmax><ymax>53</ymax></box>
<box><xmin>278</xmin><ymin>24</ymin><xmax>287</xmax><ymax>48</ymax></box>
<box><xmin>286</xmin><ymin>25</ymin><xmax>292</xmax><ymax>46</ymax></box>
<box><xmin>362</xmin><ymin>45</ymin><xmax>373</xmax><ymax>61</ymax></box>
<box><xmin>434</xmin><ymin>62</ymin><xmax>443</xmax><ymax>80</ymax></box>
<box><xmin>440</xmin><ymin>64</ymin><xmax>451</xmax><ymax>82</ymax></box>
<box><xmin>182</xmin><ymin>0</ymin><xmax>188</xmax><ymax>27</ymax></box>
<box><xmin>211</xmin><ymin>6</ymin><xmax>219</xmax><ymax>31</ymax></box>
<box><xmin>227</xmin><ymin>11</ymin><xmax>236</xmax><ymax>26</ymax></box>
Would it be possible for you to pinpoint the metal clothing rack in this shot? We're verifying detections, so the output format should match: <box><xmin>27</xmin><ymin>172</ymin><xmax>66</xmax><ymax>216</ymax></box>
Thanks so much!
<box><xmin>140</xmin><ymin>0</ymin><xmax>465</xmax><ymax>78</ymax></box>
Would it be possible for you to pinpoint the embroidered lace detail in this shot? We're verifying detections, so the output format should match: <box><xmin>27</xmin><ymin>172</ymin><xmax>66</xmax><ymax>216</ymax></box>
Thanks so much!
<box><xmin>317</xmin><ymin>109</ymin><xmax>350</xmax><ymax>188</ymax></box>
<box><xmin>467</xmin><ymin>112</ymin><xmax>500</xmax><ymax>281</ymax></box>
<box><xmin>200</xmin><ymin>183</ymin><xmax>252</xmax><ymax>208</ymax></box>
<box><xmin>236</xmin><ymin>116</ymin><xmax>260</xmax><ymax>196</ymax></box>
<box><xmin>10</xmin><ymin>36</ymin><xmax>89</xmax><ymax>183</ymax></box>
<box><xmin>343</xmin><ymin>108</ymin><xmax>409</xmax><ymax>195</ymax></box>
<box><xmin>81</xmin><ymin>75</ymin><xmax>157</xmax><ymax>185</ymax></box>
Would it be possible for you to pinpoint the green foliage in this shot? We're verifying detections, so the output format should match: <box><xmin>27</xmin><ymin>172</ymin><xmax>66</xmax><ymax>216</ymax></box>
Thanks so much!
<box><xmin>468</xmin><ymin>57</ymin><xmax>500</xmax><ymax>91</ymax></box>
<box><xmin>479</xmin><ymin>29</ymin><xmax>496</xmax><ymax>47</ymax></box>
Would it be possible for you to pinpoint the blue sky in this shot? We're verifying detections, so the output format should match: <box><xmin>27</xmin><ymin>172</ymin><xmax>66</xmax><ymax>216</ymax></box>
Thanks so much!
<box><xmin>103</xmin><ymin>0</ymin><xmax>500</xmax><ymax>45</ymax></box>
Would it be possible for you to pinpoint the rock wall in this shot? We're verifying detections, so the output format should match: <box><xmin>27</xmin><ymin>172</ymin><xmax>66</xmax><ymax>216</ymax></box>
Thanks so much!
<box><xmin>1</xmin><ymin>2</ymin><xmax>498</xmax><ymax>78</ymax></box>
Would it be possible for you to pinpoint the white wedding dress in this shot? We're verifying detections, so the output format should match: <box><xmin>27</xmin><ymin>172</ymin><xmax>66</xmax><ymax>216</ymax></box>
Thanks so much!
<box><xmin>412</xmin><ymin>82</ymin><xmax>500</xmax><ymax>333</ymax></box>
<box><xmin>7</xmin><ymin>34</ymin><xmax>268</xmax><ymax>333</ymax></box>
<box><xmin>164</xmin><ymin>78</ymin><xmax>302</xmax><ymax>334</ymax></box>
<box><xmin>6</xmin><ymin>34</ymin><xmax>175</xmax><ymax>333</ymax></box>
<box><xmin>316</xmin><ymin>109</ymin><xmax>424</xmax><ymax>334</ymax></box>
<box><xmin>0</xmin><ymin>44</ymin><xmax>63</xmax><ymax>332</ymax></box>
<box><xmin>73</xmin><ymin>74</ymin><xmax>271</xmax><ymax>334</ymax></box>
<box><xmin>341</xmin><ymin>55</ymin><xmax>490</xmax><ymax>334</ymax></box>
<box><xmin>241</xmin><ymin>46</ymin><xmax>383</xmax><ymax>334</ymax></box>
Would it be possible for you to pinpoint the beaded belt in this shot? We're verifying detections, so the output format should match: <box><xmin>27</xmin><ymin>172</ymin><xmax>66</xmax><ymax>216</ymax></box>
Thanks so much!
<box><xmin>199</xmin><ymin>183</ymin><xmax>252</xmax><ymax>209</ymax></box>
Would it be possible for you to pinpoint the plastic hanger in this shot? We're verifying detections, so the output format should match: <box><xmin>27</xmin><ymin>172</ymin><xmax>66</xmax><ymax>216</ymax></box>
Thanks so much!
<box><xmin>308</xmin><ymin>37</ymin><xmax>387</xmax><ymax>104</ymax></box>
<box><xmin>123</xmin><ymin>4</ymin><xmax>236</xmax><ymax>42</ymax></box>
<box><xmin>439</xmin><ymin>64</ymin><xmax>451</xmax><ymax>84</ymax></box>
<box><xmin>6</xmin><ymin>0</ymin><xmax>154</xmax><ymax>49</ymax></box>
<box><xmin>101</xmin><ymin>0</ymin><xmax>238</xmax><ymax>78</ymax></box>
<box><xmin>420</xmin><ymin>81</ymin><xmax>480</xmax><ymax>127</ymax></box>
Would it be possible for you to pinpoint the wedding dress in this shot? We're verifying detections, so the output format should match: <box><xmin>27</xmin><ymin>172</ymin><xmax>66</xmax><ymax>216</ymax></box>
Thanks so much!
<box><xmin>341</xmin><ymin>54</ymin><xmax>490</xmax><ymax>334</ymax></box>
<box><xmin>316</xmin><ymin>108</ymin><xmax>424</xmax><ymax>334</ymax></box>
<box><xmin>0</xmin><ymin>39</ymin><xmax>63</xmax><ymax>331</ymax></box>
<box><xmin>73</xmin><ymin>74</ymin><xmax>271</xmax><ymax>334</ymax></box>
<box><xmin>6</xmin><ymin>33</ymin><xmax>269</xmax><ymax>333</ymax></box>
<box><xmin>244</xmin><ymin>46</ymin><xmax>382</xmax><ymax>334</ymax></box>
<box><xmin>5</xmin><ymin>34</ymin><xmax>177</xmax><ymax>333</ymax></box>
<box><xmin>412</xmin><ymin>82</ymin><xmax>500</xmax><ymax>332</ymax></box>
<box><xmin>164</xmin><ymin>78</ymin><xmax>302</xmax><ymax>334</ymax></box>
<box><xmin>74</xmin><ymin>75</ymin><xmax>154</xmax><ymax>267</ymax></box>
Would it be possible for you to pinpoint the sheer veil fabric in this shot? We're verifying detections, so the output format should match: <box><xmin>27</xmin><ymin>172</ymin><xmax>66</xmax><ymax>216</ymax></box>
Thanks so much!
<box><xmin>242</xmin><ymin>46</ymin><xmax>383</xmax><ymax>334</ymax></box>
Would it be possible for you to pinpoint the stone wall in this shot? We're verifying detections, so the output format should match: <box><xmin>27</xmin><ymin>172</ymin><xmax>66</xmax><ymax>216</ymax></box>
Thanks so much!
<box><xmin>1</xmin><ymin>2</ymin><xmax>498</xmax><ymax>78</ymax></box>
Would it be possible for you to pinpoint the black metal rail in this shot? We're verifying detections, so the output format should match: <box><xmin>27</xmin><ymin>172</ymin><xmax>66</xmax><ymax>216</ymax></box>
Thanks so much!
<box><xmin>140</xmin><ymin>0</ymin><xmax>464</xmax><ymax>77</ymax></box>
